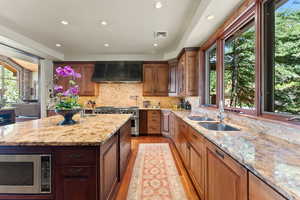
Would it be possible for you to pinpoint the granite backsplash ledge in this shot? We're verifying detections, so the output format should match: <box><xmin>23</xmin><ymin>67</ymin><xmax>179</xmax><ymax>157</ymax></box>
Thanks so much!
<box><xmin>185</xmin><ymin>96</ymin><xmax>300</xmax><ymax>145</ymax></box>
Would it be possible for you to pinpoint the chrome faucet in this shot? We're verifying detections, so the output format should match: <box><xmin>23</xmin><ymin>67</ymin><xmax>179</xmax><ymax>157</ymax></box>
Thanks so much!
<box><xmin>217</xmin><ymin>100</ymin><xmax>225</xmax><ymax>123</ymax></box>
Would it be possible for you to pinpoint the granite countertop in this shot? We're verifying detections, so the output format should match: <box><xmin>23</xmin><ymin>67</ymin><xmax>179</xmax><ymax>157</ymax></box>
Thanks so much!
<box><xmin>0</xmin><ymin>114</ymin><xmax>131</xmax><ymax>146</ymax></box>
<box><xmin>0</xmin><ymin>107</ymin><xmax>16</xmax><ymax>111</ymax></box>
<box><xmin>172</xmin><ymin>110</ymin><xmax>300</xmax><ymax>200</ymax></box>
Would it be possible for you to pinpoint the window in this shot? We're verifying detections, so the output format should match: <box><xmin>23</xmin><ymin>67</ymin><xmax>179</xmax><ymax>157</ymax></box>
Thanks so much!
<box><xmin>205</xmin><ymin>44</ymin><xmax>217</xmax><ymax>105</ymax></box>
<box><xmin>223</xmin><ymin>21</ymin><xmax>256</xmax><ymax>109</ymax></box>
<box><xmin>264</xmin><ymin>0</ymin><xmax>300</xmax><ymax>116</ymax></box>
<box><xmin>0</xmin><ymin>65</ymin><xmax>19</xmax><ymax>103</ymax></box>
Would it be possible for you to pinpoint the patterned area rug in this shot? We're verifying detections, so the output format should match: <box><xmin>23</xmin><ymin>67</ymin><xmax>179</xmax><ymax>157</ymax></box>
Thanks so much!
<box><xmin>127</xmin><ymin>143</ymin><xmax>188</xmax><ymax>200</ymax></box>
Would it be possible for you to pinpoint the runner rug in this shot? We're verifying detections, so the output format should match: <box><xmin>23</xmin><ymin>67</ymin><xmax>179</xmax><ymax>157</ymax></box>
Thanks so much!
<box><xmin>127</xmin><ymin>143</ymin><xmax>188</xmax><ymax>200</ymax></box>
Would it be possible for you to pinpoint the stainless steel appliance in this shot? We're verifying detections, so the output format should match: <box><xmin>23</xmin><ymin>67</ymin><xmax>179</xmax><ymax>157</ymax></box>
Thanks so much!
<box><xmin>94</xmin><ymin>107</ymin><xmax>139</xmax><ymax>136</ymax></box>
<box><xmin>0</xmin><ymin>154</ymin><xmax>51</xmax><ymax>194</ymax></box>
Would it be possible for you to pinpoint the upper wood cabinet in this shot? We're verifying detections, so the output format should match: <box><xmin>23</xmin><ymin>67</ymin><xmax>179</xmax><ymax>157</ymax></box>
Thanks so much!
<box><xmin>177</xmin><ymin>48</ymin><xmax>199</xmax><ymax>97</ymax></box>
<box><xmin>143</xmin><ymin>63</ymin><xmax>169</xmax><ymax>96</ymax></box>
<box><xmin>168</xmin><ymin>59</ymin><xmax>178</xmax><ymax>96</ymax></box>
<box><xmin>205</xmin><ymin>141</ymin><xmax>247</xmax><ymax>200</ymax></box>
<box><xmin>249</xmin><ymin>173</ymin><xmax>286</xmax><ymax>200</ymax></box>
<box><xmin>53</xmin><ymin>62</ymin><xmax>97</xmax><ymax>96</ymax></box>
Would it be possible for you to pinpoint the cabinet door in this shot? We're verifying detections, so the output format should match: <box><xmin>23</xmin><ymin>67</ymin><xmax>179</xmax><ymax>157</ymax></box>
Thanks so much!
<box><xmin>161</xmin><ymin>111</ymin><xmax>170</xmax><ymax>137</ymax></box>
<box><xmin>147</xmin><ymin>110</ymin><xmax>161</xmax><ymax>134</ymax></box>
<box><xmin>100</xmin><ymin>135</ymin><xmax>119</xmax><ymax>200</ymax></box>
<box><xmin>168</xmin><ymin>61</ymin><xmax>178</xmax><ymax>96</ymax></box>
<box><xmin>120</xmin><ymin>121</ymin><xmax>132</xmax><ymax>179</ymax></box>
<box><xmin>205</xmin><ymin>142</ymin><xmax>247</xmax><ymax>200</ymax></box>
<box><xmin>177</xmin><ymin>55</ymin><xmax>186</xmax><ymax>96</ymax></box>
<box><xmin>169</xmin><ymin>113</ymin><xmax>176</xmax><ymax>139</ymax></box>
<box><xmin>139</xmin><ymin>110</ymin><xmax>148</xmax><ymax>134</ymax></box>
<box><xmin>155</xmin><ymin>64</ymin><xmax>169</xmax><ymax>96</ymax></box>
<box><xmin>55</xmin><ymin>166</ymin><xmax>97</xmax><ymax>200</ymax></box>
<box><xmin>189</xmin><ymin>145</ymin><xmax>205</xmax><ymax>200</ymax></box>
<box><xmin>186</xmin><ymin>51</ymin><xmax>198</xmax><ymax>96</ymax></box>
<box><xmin>80</xmin><ymin>64</ymin><xmax>95</xmax><ymax>96</ymax></box>
<box><xmin>249</xmin><ymin>173</ymin><xmax>286</xmax><ymax>200</ymax></box>
<box><xmin>143</xmin><ymin>65</ymin><xmax>155</xmax><ymax>96</ymax></box>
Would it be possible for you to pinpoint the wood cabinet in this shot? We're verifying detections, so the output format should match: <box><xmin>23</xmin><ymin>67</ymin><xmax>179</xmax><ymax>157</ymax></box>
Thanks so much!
<box><xmin>161</xmin><ymin>110</ymin><xmax>171</xmax><ymax>137</ymax></box>
<box><xmin>143</xmin><ymin>63</ymin><xmax>169</xmax><ymax>96</ymax></box>
<box><xmin>168</xmin><ymin>59</ymin><xmax>178</xmax><ymax>96</ymax></box>
<box><xmin>187</xmin><ymin>127</ymin><xmax>205</xmax><ymax>200</ymax></box>
<box><xmin>147</xmin><ymin>110</ymin><xmax>161</xmax><ymax>134</ymax></box>
<box><xmin>55</xmin><ymin>148</ymin><xmax>97</xmax><ymax>200</ymax></box>
<box><xmin>205</xmin><ymin>141</ymin><xmax>247</xmax><ymax>200</ymax></box>
<box><xmin>53</xmin><ymin>62</ymin><xmax>97</xmax><ymax>96</ymax></box>
<box><xmin>249</xmin><ymin>173</ymin><xmax>286</xmax><ymax>200</ymax></box>
<box><xmin>100</xmin><ymin>134</ymin><xmax>119</xmax><ymax>200</ymax></box>
<box><xmin>177</xmin><ymin>48</ymin><xmax>199</xmax><ymax>97</ymax></box>
<box><xmin>169</xmin><ymin>113</ymin><xmax>176</xmax><ymax>139</ymax></box>
<box><xmin>55</xmin><ymin>166</ymin><xmax>97</xmax><ymax>200</ymax></box>
<box><xmin>119</xmin><ymin>121</ymin><xmax>132</xmax><ymax>179</ymax></box>
<box><xmin>139</xmin><ymin>110</ymin><xmax>148</xmax><ymax>134</ymax></box>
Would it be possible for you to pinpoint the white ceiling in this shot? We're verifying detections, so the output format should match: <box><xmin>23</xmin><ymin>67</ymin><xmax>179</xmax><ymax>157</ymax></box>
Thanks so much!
<box><xmin>0</xmin><ymin>0</ymin><xmax>244</xmax><ymax>61</ymax></box>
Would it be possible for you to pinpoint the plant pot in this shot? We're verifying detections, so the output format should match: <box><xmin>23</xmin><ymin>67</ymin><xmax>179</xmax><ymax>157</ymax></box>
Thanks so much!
<box><xmin>55</xmin><ymin>109</ymin><xmax>81</xmax><ymax>125</ymax></box>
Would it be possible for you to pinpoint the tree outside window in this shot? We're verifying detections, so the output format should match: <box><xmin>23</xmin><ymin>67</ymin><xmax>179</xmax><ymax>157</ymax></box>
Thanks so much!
<box><xmin>0</xmin><ymin>65</ymin><xmax>20</xmax><ymax>104</ymax></box>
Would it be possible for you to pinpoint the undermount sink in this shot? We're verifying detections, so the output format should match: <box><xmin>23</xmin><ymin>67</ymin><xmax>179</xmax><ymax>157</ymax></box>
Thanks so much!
<box><xmin>187</xmin><ymin>116</ymin><xmax>215</xmax><ymax>121</ymax></box>
<box><xmin>198</xmin><ymin>122</ymin><xmax>240</xmax><ymax>131</ymax></box>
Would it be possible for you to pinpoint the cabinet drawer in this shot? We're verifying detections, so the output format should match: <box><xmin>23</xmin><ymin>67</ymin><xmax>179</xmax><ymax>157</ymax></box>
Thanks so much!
<box><xmin>188</xmin><ymin>126</ymin><xmax>204</xmax><ymax>151</ymax></box>
<box><xmin>147</xmin><ymin>110</ymin><xmax>161</xmax><ymax>118</ymax></box>
<box><xmin>56</xmin><ymin>149</ymin><xmax>96</xmax><ymax>166</ymax></box>
<box><xmin>60</xmin><ymin>166</ymin><xmax>95</xmax><ymax>177</ymax></box>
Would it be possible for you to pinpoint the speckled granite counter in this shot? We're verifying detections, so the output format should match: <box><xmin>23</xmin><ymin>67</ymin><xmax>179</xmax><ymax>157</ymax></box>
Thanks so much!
<box><xmin>172</xmin><ymin>110</ymin><xmax>300</xmax><ymax>200</ymax></box>
<box><xmin>0</xmin><ymin>114</ymin><xmax>131</xmax><ymax>146</ymax></box>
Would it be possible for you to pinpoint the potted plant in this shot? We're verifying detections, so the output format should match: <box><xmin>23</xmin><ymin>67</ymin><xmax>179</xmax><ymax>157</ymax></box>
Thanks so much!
<box><xmin>53</xmin><ymin>65</ymin><xmax>82</xmax><ymax>125</ymax></box>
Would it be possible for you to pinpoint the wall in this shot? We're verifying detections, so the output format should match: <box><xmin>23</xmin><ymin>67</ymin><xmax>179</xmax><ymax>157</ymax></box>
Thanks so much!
<box><xmin>40</xmin><ymin>59</ymin><xmax>53</xmax><ymax>118</ymax></box>
<box><xmin>79</xmin><ymin>83</ymin><xmax>181</xmax><ymax>108</ymax></box>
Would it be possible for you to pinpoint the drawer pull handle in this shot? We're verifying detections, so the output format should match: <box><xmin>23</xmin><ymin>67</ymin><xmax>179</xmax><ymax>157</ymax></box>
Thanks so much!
<box><xmin>192</xmin><ymin>134</ymin><xmax>198</xmax><ymax>139</ymax></box>
<box><xmin>215</xmin><ymin>149</ymin><xmax>225</xmax><ymax>159</ymax></box>
<box><xmin>69</xmin><ymin>154</ymin><xmax>82</xmax><ymax>159</ymax></box>
<box><xmin>69</xmin><ymin>168</ymin><xmax>83</xmax><ymax>174</ymax></box>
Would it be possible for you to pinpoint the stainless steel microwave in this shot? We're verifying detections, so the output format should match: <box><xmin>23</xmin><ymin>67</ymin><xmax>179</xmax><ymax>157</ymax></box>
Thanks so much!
<box><xmin>0</xmin><ymin>154</ymin><xmax>51</xmax><ymax>194</ymax></box>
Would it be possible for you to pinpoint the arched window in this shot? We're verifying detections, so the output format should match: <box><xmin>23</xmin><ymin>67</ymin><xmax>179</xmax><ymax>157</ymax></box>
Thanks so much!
<box><xmin>0</xmin><ymin>63</ymin><xmax>20</xmax><ymax>103</ymax></box>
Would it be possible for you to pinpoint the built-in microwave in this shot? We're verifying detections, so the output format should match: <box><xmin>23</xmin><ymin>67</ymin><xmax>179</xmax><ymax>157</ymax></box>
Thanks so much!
<box><xmin>0</xmin><ymin>154</ymin><xmax>51</xmax><ymax>194</ymax></box>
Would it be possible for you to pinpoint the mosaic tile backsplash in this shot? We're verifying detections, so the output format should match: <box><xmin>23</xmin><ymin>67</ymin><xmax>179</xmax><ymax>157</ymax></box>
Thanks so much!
<box><xmin>79</xmin><ymin>83</ymin><xmax>180</xmax><ymax>108</ymax></box>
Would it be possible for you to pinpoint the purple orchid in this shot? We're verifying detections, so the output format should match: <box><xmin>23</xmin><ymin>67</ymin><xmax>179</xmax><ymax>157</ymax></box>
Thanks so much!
<box><xmin>54</xmin><ymin>85</ymin><xmax>63</xmax><ymax>93</ymax></box>
<box><xmin>56</xmin><ymin>66</ymin><xmax>81</xmax><ymax>79</ymax></box>
<box><xmin>69</xmin><ymin>85</ymin><xmax>79</xmax><ymax>95</ymax></box>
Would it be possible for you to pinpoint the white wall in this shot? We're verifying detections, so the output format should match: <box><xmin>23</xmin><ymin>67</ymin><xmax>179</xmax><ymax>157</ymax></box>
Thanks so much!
<box><xmin>40</xmin><ymin>59</ymin><xmax>53</xmax><ymax>118</ymax></box>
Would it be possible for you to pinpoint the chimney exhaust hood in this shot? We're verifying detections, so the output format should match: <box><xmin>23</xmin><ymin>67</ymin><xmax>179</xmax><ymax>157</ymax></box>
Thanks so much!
<box><xmin>92</xmin><ymin>61</ymin><xmax>143</xmax><ymax>83</ymax></box>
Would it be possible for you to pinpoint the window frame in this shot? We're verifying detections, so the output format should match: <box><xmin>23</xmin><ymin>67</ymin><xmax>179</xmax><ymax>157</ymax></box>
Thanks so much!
<box><xmin>0</xmin><ymin>64</ymin><xmax>20</xmax><ymax>103</ymax></box>
<box><xmin>205</xmin><ymin>43</ymin><xmax>218</xmax><ymax>106</ymax></box>
<box><xmin>261</xmin><ymin>0</ymin><xmax>300</xmax><ymax>118</ymax></box>
<box><xmin>220</xmin><ymin>8</ymin><xmax>257</xmax><ymax>115</ymax></box>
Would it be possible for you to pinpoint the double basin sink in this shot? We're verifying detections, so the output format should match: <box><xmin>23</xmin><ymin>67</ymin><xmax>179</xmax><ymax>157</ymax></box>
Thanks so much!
<box><xmin>187</xmin><ymin>116</ymin><xmax>240</xmax><ymax>131</ymax></box>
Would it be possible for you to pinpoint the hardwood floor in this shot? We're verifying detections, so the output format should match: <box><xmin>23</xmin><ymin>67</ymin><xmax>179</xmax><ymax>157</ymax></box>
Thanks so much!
<box><xmin>115</xmin><ymin>136</ymin><xmax>200</xmax><ymax>200</ymax></box>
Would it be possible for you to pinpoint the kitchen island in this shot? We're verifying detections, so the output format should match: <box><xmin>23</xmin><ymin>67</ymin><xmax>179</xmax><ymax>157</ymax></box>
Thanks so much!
<box><xmin>0</xmin><ymin>114</ymin><xmax>132</xmax><ymax>200</ymax></box>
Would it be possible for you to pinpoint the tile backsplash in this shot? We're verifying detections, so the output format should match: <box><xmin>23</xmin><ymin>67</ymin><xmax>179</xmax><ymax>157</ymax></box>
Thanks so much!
<box><xmin>79</xmin><ymin>83</ymin><xmax>180</xmax><ymax>108</ymax></box>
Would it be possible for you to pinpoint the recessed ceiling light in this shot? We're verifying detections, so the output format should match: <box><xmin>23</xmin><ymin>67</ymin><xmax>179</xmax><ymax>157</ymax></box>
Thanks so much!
<box><xmin>153</xmin><ymin>43</ymin><xmax>158</xmax><ymax>47</ymax></box>
<box><xmin>101</xmin><ymin>21</ymin><xmax>107</xmax><ymax>26</ymax></box>
<box><xmin>155</xmin><ymin>1</ymin><xmax>163</xmax><ymax>9</ymax></box>
<box><xmin>207</xmin><ymin>15</ymin><xmax>215</xmax><ymax>20</ymax></box>
<box><xmin>56</xmin><ymin>43</ymin><xmax>62</xmax><ymax>47</ymax></box>
<box><xmin>104</xmin><ymin>43</ymin><xmax>109</xmax><ymax>47</ymax></box>
<box><xmin>61</xmin><ymin>20</ymin><xmax>69</xmax><ymax>25</ymax></box>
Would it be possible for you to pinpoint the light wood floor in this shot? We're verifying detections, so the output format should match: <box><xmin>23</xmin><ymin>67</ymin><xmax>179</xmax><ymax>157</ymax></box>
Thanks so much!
<box><xmin>115</xmin><ymin>136</ymin><xmax>199</xmax><ymax>200</ymax></box>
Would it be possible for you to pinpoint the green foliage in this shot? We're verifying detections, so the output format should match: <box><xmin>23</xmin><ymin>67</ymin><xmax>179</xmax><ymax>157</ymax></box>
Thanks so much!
<box><xmin>274</xmin><ymin>9</ymin><xmax>300</xmax><ymax>114</ymax></box>
<box><xmin>55</xmin><ymin>96</ymin><xmax>81</xmax><ymax>110</ymax></box>
<box><xmin>0</xmin><ymin>66</ymin><xmax>19</xmax><ymax>104</ymax></box>
<box><xmin>224</xmin><ymin>25</ymin><xmax>256</xmax><ymax>109</ymax></box>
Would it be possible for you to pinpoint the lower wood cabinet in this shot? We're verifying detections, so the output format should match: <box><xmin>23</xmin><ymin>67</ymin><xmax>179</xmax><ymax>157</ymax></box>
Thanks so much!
<box><xmin>205</xmin><ymin>141</ymin><xmax>247</xmax><ymax>200</ymax></box>
<box><xmin>161</xmin><ymin>110</ymin><xmax>171</xmax><ymax>137</ymax></box>
<box><xmin>139</xmin><ymin>110</ymin><xmax>161</xmax><ymax>135</ymax></box>
<box><xmin>249</xmin><ymin>173</ymin><xmax>286</xmax><ymax>200</ymax></box>
<box><xmin>100</xmin><ymin>135</ymin><xmax>119</xmax><ymax>200</ymax></box>
<box><xmin>187</xmin><ymin>127</ymin><xmax>205</xmax><ymax>200</ymax></box>
<box><xmin>119</xmin><ymin>121</ymin><xmax>132</xmax><ymax>179</ymax></box>
<box><xmin>55</xmin><ymin>166</ymin><xmax>97</xmax><ymax>200</ymax></box>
